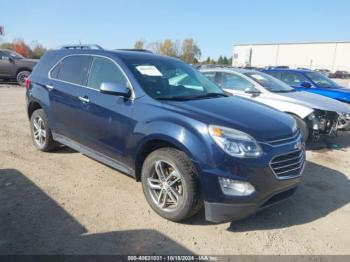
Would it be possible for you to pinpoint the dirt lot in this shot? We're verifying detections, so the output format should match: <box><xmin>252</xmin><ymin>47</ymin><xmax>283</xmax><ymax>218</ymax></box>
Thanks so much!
<box><xmin>0</xmin><ymin>85</ymin><xmax>349</xmax><ymax>255</ymax></box>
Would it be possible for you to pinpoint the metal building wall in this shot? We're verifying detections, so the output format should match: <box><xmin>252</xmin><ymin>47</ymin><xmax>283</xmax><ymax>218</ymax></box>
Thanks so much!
<box><xmin>232</xmin><ymin>42</ymin><xmax>350</xmax><ymax>72</ymax></box>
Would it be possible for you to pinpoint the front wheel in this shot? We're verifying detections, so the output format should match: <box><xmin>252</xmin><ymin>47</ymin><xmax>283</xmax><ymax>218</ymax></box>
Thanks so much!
<box><xmin>141</xmin><ymin>148</ymin><xmax>202</xmax><ymax>222</ymax></box>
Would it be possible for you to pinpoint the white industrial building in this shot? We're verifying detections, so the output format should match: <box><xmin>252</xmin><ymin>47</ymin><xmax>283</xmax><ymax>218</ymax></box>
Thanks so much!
<box><xmin>232</xmin><ymin>41</ymin><xmax>350</xmax><ymax>72</ymax></box>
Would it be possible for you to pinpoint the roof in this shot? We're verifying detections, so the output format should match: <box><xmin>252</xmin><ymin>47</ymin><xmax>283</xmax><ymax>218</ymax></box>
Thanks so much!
<box><xmin>47</xmin><ymin>48</ymin><xmax>178</xmax><ymax>61</ymax></box>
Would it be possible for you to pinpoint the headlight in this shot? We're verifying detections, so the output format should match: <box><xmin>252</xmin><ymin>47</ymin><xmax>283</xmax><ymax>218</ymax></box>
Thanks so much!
<box><xmin>218</xmin><ymin>177</ymin><xmax>255</xmax><ymax>196</ymax></box>
<box><xmin>208</xmin><ymin>125</ymin><xmax>262</xmax><ymax>158</ymax></box>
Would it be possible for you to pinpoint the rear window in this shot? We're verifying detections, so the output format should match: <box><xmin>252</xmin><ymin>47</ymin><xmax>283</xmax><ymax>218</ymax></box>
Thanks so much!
<box><xmin>51</xmin><ymin>55</ymin><xmax>92</xmax><ymax>85</ymax></box>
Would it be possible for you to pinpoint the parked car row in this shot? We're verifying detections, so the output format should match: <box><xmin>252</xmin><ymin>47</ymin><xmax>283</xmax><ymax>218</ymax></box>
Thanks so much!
<box><xmin>23</xmin><ymin>46</ymin><xmax>350</xmax><ymax>223</ymax></box>
<box><xmin>200</xmin><ymin>68</ymin><xmax>350</xmax><ymax>142</ymax></box>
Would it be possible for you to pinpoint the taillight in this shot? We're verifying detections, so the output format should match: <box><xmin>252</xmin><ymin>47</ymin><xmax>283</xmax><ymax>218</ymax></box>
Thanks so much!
<box><xmin>25</xmin><ymin>78</ymin><xmax>30</xmax><ymax>90</ymax></box>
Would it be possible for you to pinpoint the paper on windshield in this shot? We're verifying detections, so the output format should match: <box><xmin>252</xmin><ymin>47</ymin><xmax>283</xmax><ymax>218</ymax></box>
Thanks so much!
<box><xmin>136</xmin><ymin>65</ymin><xmax>163</xmax><ymax>76</ymax></box>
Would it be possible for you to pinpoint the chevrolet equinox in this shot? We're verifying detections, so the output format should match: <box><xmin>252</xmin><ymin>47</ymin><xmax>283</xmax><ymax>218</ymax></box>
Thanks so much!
<box><xmin>26</xmin><ymin>47</ymin><xmax>305</xmax><ymax>223</ymax></box>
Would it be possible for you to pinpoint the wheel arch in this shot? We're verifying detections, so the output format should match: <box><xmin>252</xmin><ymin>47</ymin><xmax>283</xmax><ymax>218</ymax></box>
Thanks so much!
<box><xmin>16</xmin><ymin>67</ymin><xmax>32</xmax><ymax>76</ymax></box>
<box><xmin>27</xmin><ymin>100</ymin><xmax>43</xmax><ymax>119</ymax></box>
<box><xmin>133</xmin><ymin>136</ymin><xmax>197</xmax><ymax>182</ymax></box>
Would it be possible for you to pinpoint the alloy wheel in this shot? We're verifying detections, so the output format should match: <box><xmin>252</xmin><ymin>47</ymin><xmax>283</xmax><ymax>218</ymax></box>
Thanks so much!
<box><xmin>32</xmin><ymin>116</ymin><xmax>46</xmax><ymax>147</ymax></box>
<box><xmin>147</xmin><ymin>160</ymin><xmax>183</xmax><ymax>212</ymax></box>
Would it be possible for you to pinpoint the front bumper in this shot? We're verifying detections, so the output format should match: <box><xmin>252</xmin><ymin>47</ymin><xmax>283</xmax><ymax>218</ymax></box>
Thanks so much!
<box><xmin>205</xmin><ymin>185</ymin><xmax>298</xmax><ymax>223</ymax></box>
<box><xmin>199</xmin><ymin>133</ymin><xmax>304</xmax><ymax>223</ymax></box>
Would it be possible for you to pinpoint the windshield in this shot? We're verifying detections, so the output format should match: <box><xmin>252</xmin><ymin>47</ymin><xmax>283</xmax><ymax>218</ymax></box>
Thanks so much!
<box><xmin>305</xmin><ymin>71</ymin><xmax>339</xmax><ymax>88</ymax></box>
<box><xmin>2</xmin><ymin>50</ymin><xmax>24</xmax><ymax>59</ymax></box>
<box><xmin>244</xmin><ymin>71</ymin><xmax>295</xmax><ymax>92</ymax></box>
<box><xmin>121</xmin><ymin>55</ymin><xmax>225</xmax><ymax>100</ymax></box>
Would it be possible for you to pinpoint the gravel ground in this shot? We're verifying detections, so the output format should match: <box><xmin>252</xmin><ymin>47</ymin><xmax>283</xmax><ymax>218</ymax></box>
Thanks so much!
<box><xmin>0</xmin><ymin>85</ymin><xmax>349</xmax><ymax>255</ymax></box>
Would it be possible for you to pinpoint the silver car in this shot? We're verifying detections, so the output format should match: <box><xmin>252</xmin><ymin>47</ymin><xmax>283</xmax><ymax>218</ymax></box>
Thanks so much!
<box><xmin>200</xmin><ymin>68</ymin><xmax>350</xmax><ymax>142</ymax></box>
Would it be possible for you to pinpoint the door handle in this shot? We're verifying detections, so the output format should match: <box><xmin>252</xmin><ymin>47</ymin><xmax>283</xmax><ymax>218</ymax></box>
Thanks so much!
<box><xmin>45</xmin><ymin>84</ymin><xmax>54</xmax><ymax>90</ymax></box>
<box><xmin>78</xmin><ymin>96</ymin><xmax>90</xmax><ymax>103</ymax></box>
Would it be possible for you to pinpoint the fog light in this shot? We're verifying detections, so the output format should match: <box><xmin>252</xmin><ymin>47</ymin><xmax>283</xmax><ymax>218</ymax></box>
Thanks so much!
<box><xmin>218</xmin><ymin>177</ymin><xmax>255</xmax><ymax>196</ymax></box>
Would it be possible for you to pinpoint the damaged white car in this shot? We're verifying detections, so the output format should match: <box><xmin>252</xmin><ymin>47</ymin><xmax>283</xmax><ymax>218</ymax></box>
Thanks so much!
<box><xmin>200</xmin><ymin>68</ymin><xmax>350</xmax><ymax>142</ymax></box>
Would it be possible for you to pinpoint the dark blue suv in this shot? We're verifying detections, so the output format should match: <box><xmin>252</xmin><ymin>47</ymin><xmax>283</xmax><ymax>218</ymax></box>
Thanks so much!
<box><xmin>26</xmin><ymin>47</ymin><xmax>305</xmax><ymax>223</ymax></box>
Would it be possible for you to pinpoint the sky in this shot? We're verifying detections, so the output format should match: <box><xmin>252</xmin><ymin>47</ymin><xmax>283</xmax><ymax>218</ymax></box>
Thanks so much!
<box><xmin>1</xmin><ymin>0</ymin><xmax>350</xmax><ymax>60</ymax></box>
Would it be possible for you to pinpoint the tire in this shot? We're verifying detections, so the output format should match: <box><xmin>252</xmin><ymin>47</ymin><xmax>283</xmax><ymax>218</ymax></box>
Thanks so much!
<box><xmin>290</xmin><ymin>114</ymin><xmax>309</xmax><ymax>143</ymax></box>
<box><xmin>16</xmin><ymin>70</ymin><xmax>30</xmax><ymax>87</ymax></box>
<box><xmin>141</xmin><ymin>147</ymin><xmax>202</xmax><ymax>222</ymax></box>
<box><xmin>30</xmin><ymin>109</ymin><xmax>59</xmax><ymax>152</ymax></box>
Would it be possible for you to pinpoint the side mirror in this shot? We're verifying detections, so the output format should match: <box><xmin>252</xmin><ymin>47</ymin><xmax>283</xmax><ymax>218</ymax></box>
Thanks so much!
<box><xmin>300</xmin><ymin>82</ymin><xmax>312</xmax><ymax>88</ymax></box>
<box><xmin>244</xmin><ymin>87</ymin><xmax>260</xmax><ymax>95</ymax></box>
<box><xmin>99</xmin><ymin>82</ymin><xmax>131</xmax><ymax>98</ymax></box>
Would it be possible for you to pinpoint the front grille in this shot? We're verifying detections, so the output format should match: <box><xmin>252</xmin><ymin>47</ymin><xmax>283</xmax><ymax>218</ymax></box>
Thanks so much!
<box><xmin>270</xmin><ymin>149</ymin><xmax>305</xmax><ymax>179</ymax></box>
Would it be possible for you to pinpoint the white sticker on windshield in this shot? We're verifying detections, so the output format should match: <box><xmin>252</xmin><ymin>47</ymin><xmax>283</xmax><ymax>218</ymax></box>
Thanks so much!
<box><xmin>250</xmin><ymin>74</ymin><xmax>266</xmax><ymax>81</ymax></box>
<box><xmin>136</xmin><ymin>65</ymin><xmax>163</xmax><ymax>76</ymax></box>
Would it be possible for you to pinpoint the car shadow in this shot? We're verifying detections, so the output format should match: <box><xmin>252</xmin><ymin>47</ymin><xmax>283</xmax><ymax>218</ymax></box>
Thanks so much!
<box><xmin>227</xmin><ymin>160</ymin><xmax>350</xmax><ymax>232</ymax></box>
<box><xmin>50</xmin><ymin>145</ymin><xmax>77</xmax><ymax>154</ymax></box>
<box><xmin>307</xmin><ymin>131</ymin><xmax>350</xmax><ymax>151</ymax></box>
<box><xmin>0</xmin><ymin>169</ymin><xmax>192</xmax><ymax>255</ymax></box>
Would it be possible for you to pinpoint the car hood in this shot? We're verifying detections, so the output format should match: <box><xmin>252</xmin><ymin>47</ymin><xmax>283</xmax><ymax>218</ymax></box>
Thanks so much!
<box><xmin>273</xmin><ymin>91</ymin><xmax>350</xmax><ymax>114</ymax></box>
<box><xmin>326</xmin><ymin>86</ymin><xmax>350</xmax><ymax>93</ymax></box>
<box><xmin>162</xmin><ymin>96</ymin><xmax>296</xmax><ymax>142</ymax></box>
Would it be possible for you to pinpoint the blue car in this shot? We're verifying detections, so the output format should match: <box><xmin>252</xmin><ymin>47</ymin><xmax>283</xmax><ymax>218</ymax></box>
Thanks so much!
<box><xmin>26</xmin><ymin>46</ymin><xmax>304</xmax><ymax>223</ymax></box>
<box><xmin>263</xmin><ymin>69</ymin><xmax>350</xmax><ymax>104</ymax></box>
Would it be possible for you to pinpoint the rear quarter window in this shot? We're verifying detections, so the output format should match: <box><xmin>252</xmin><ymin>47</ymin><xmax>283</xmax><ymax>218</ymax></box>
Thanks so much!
<box><xmin>53</xmin><ymin>55</ymin><xmax>92</xmax><ymax>85</ymax></box>
<box><xmin>50</xmin><ymin>61</ymin><xmax>61</xmax><ymax>79</ymax></box>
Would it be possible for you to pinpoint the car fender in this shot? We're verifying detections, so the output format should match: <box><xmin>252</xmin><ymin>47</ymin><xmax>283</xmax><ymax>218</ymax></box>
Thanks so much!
<box><xmin>131</xmin><ymin>118</ymin><xmax>226</xmax><ymax>169</ymax></box>
<box><xmin>27</xmin><ymin>82</ymin><xmax>54</xmax><ymax>126</ymax></box>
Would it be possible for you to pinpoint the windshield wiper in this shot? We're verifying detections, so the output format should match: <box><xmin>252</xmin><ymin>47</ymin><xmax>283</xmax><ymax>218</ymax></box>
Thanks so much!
<box><xmin>155</xmin><ymin>96</ymin><xmax>194</xmax><ymax>101</ymax></box>
<box><xmin>187</xmin><ymin>93</ymin><xmax>228</xmax><ymax>99</ymax></box>
<box><xmin>155</xmin><ymin>93</ymin><xmax>227</xmax><ymax>101</ymax></box>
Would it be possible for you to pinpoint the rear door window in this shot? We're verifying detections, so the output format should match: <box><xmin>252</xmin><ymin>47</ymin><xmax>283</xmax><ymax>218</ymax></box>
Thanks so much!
<box><xmin>55</xmin><ymin>55</ymin><xmax>92</xmax><ymax>85</ymax></box>
<box><xmin>87</xmin><ymin>57</ymin><xmax>128</xmax><ymax>90</ymax></box>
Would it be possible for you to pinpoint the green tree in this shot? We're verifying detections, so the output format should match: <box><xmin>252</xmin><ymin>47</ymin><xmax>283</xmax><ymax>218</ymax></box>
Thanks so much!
<box><xmin>181</xmin><ymin>38</ymin><xmax>201</xmax><ymax>64</ymax></box>
<box><xmin>228</xmin><ymin>56</ymin><xmax>233</xmax><ymax>66</ymax></box>
<box><xmin>30</xmin><ymin>41</ymin><xmax>47</xmax><ymax>59</ymax></box>
<box><xmin>154</xmin><ymin>39</ymin><xmax>179</xmax><ymax>57</ymax></box>
<box><xmin>223</xmin><ymin>56</ymin><xmax>229</xmax><ymax>65</ymax></box>
<box><xmin>205</xmin><ymin>57</ymin><xmax>211</xmax><ymax>63</ymax></box>
<box><xmin>134</xmin><ymin>39</ymin><xmax>145</xmax><ymax>49</ymax></box>
<box><xmin>217</xmin><ymin>56</ymin><xmax>224</xmax><ymax>64</ymax></box>
<box><xmin>0</xmin><ymin>42</ymin><xmax>14</xmax><ymax>50</ymax></box>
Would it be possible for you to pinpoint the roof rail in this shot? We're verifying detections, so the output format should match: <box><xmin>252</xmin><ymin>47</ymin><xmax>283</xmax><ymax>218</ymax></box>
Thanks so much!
<box><xmin>59</xmin><ymin>44</ymin><xmax>104</xmax><ymax>50</ymax></box>
<box><xmin>116</xmin><ymin>49</ymin><xmax>153</xmax><ymax>54</ymax></box>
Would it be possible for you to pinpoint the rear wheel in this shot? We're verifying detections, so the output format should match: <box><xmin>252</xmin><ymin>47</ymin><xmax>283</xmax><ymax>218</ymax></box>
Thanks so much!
<box><xmin>30</xmin><ymin>109</ymin><xmax>59</xmax><ymax>151</ymax></box>
<box><xmin>16</xmin><ymin>70</ymin><xmax>30</xmax><ymax>86</ymax></box>
<box><xmin>289</xmin><ymin>114</ymin><xmax>309</xmax><ymax>143</ymax></box>
<box><xmin>141</xmin><ymin>148</ymin><xmax>202</xmax><ymax>222</ymax></box>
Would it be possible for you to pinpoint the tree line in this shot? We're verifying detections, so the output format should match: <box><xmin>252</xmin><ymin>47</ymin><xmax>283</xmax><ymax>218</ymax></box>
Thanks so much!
<box><xmin>134</xmin><ymin>38</ymin><xmax>232</xmax><ymax>65</ymax></box>
<box><xmin>0</xmin><ymin>37</ymin><xmax>232</xmax><ymax>65</ymax></box>
<box><xmin>0</xmin><ymin>39</ymin><xmax>48</xmax><ymax>59</ymax></box>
